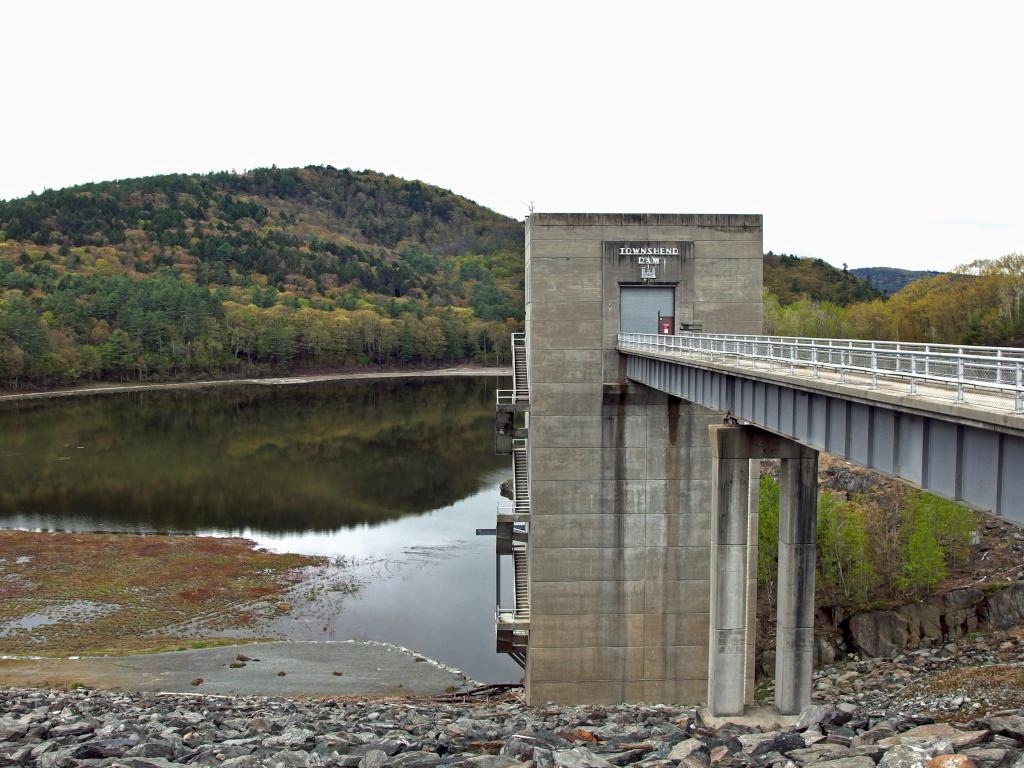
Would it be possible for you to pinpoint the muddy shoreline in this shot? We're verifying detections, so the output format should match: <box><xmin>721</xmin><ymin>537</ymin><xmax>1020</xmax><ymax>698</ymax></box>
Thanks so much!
<box><xmin>0</xmin><ymin>531</ymin><xmax>322</xmax><ymax>658</ymax></box>
<box><xmin>0</xmin><ymin>365</ymin><xmax>511</xmax><ymax>404</ymax></box>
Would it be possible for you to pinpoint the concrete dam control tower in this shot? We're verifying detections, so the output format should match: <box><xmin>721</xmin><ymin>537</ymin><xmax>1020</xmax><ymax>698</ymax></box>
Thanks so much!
<box><xmin>494</xmin><ymin>213</ymin><xmax>820</xmax><ymax>714</ymax></box>
<box><xmin>494</xmin><ymin>212</ymin><xmax>1024</xmax><ymax>713</ymax></box>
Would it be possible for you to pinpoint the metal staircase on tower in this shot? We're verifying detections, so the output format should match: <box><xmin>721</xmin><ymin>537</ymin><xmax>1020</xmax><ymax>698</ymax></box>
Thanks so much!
<box><xmin>493</xmin><ymin>332</ymin><xmax>530</xmax><ymax>667</ymax></box>
<box><xmin>512</xmin><ymin>440</ymin><xmax>530</xmax><ymax>516</ymax></box>
<box><xmin>512</xmin><ymin>333</ymin><xmax>529</xmax><ymax>403</ymax></box>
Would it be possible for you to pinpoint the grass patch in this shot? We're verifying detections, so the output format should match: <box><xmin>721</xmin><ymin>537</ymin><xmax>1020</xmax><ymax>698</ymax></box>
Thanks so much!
<box><xmin>0</xmin><ymin>531</ymin><xmax>321</xmax><ymax>656</ymax></box>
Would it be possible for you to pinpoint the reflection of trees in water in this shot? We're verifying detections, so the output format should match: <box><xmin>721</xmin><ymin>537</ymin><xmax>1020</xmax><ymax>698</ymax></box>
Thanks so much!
<box><xmin>0</xmin><ymin>377</ymin><xmax>509</xmax><ymax>533</ymax></box>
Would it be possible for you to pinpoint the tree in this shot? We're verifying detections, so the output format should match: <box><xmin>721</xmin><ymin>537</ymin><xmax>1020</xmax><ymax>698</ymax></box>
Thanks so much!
<box><xmin>901</xmin><ymin>515</ymin><xmax>947</xmax><ymax>595</ymax></box>
<box><xmin>816</xmin><ymin>490</ymin><xmax>875</xmax><ymax>606</ymax></box>
<box><xmin>757</xmin><ymin>475</ymin><xmax>780</xmax><ymax>589</ymax></box>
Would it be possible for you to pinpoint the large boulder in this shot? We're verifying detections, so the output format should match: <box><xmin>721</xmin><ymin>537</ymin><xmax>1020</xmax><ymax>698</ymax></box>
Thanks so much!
<box><xmin>980</xmin><ymin>716</ymin><xmax>1024</xmax><ymax>742</ymax></box>
<box><xmin>928</xmin><ymin>756</ymin><xmax>978</xmax><ymax>768</ymax></box>
<box><xmin>848</xmin><ymin>611</ymin><xmax>913</xmax><ymax>657</ymax></box>
<box><xmin>878</xmin><ymin>725</ymin><xmax>988</xmax><ymax>751</ymax></box>
<box><xmin>983</xmin><ymin>583</ymin><xmax>1024</xmax><ymax>629</ymax></box>
<box><xmin>879</xmin><ymin>745</ymin><xmax>932</xmax><ymax>768</ymax></box>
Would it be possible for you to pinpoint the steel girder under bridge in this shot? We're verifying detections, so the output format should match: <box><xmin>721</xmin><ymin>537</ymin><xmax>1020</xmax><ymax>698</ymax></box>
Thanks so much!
<box><xmin>620</xmin><ymin>333</ymin><xmax>1024</xmax><ymax>524</ymax></box>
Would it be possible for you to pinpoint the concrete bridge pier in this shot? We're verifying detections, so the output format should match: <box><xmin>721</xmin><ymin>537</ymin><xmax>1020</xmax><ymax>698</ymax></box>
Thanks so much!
<box><xmin>708</xmin><ymin>425</ymin><xmax>818</xmax><ymax>716</ymax></box>
<box><xmin>775</xmin><ymin>446</ymin><xmax>819</xmax><ymax>714</ymax></box>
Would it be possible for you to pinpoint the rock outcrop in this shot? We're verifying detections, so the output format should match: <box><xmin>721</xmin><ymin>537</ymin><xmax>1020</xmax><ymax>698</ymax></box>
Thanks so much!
<box><xmin>840</xmin><ymin>583</ymin><xmax>1024</xmax><ymax>660</ymax></box>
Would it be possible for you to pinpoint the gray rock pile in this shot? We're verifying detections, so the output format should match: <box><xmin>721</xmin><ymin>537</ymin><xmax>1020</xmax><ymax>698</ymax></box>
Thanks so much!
<box><xmin>1</xmin><ymin>687</ymin><xmax>1023</xmax><ymax>768</ymax></box>
<box><xmin>802</xmin><ymin>626</ymin><xmax>1024</xmax><ymax>716</ymax></box>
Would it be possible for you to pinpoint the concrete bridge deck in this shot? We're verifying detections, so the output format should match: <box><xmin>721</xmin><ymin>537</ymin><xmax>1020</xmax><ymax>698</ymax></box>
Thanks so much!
<box><xmin>620</xmin><ymin>333</ymin><xmax>1024</xmax><ymax>426</ymax></box>
<box><xmin>621</xmin><ymin>333</ymin><xmax>1024</xmax><ymax>523</ymax></box>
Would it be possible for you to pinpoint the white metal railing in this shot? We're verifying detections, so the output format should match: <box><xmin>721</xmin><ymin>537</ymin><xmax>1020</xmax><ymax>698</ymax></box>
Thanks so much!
<box><xmin>496</xmin><ymin>389</ymin><xmax>517</xmax><ymax>405</ymax></box>
<box><xmin>496</xmin><ymin>333</ymin><xmax>530</xmax><ymax>406</ymax></box>
<box><xmin>618</xmin><ymin>332</ymin><xmax>1024</xmax><ymax>413</ymax></box>
<box><xmin>496</xmin><ymin>604</ymin><xmax>531</xmax><ymax>623</ymax></box>
<box><xmin>497</xmin><ymin>503</ymin><xmax>530</xmax><ymax>520</ymax></box>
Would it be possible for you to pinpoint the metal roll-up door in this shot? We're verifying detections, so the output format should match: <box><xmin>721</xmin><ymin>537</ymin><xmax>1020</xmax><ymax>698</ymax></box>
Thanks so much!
<box><xmin>619</xmin><ymin>286</ymin><xmax>675</xmax><ymax>333</ymax></box>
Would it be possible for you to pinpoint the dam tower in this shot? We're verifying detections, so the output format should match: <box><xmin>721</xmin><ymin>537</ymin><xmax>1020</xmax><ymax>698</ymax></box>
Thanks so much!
<box><xmin>496</xmin><ymin>213</ymin><xmax>781</xmax><ymax>711</ymax></box>
<box><xmin>494</xmin><ymin>211</ymin><xmax>1024</xmax><ymax>713</ymax></box>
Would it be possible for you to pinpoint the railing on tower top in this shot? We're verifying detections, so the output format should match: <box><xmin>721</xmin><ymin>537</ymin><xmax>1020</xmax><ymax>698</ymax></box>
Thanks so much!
<box><xmin>618</xmin><ymin>332</ymin><xmax>1024</xmax><ymax>413</ymax></box>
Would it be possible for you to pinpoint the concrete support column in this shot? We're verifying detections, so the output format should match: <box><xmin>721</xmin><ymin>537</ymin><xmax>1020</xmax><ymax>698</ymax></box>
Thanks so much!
<box><xmin>708</xmin><ymin>425</ymin><xmax>816</xmax><ymax>716</ymax></box>
<box><xmin>708</xmin><ymin>426</ymin><xmax>752</xmax><ymax>716</ymax></box>
<box><xmin>775</xmin><ymin>450</ymin><xmax>818</xmax><ymax>714</ymax></box>
<box><xmin>744</xmin><ymin>459</ymin><xmax>760</xmax><ymax>705</ymax></box>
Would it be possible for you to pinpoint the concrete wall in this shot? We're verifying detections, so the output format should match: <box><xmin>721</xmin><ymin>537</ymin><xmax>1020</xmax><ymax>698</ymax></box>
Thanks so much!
<box><xmin>524</xmin><ymin>213</ymin><xmax>763</xmax><ymax>704</ymax></box>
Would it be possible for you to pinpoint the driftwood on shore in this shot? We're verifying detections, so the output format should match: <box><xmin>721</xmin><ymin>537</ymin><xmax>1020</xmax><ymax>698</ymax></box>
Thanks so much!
<box><xmin>432</xmin><ymin>682</ymin><xmax>523</xmax><ymax>702</ymax></box>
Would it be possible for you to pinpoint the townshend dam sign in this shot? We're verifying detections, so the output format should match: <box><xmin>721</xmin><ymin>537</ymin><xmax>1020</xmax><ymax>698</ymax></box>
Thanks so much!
<box><xmin>491</xmin><ymin>213</ymin><xmax>1024</xmax><ymax>716</ymax></box>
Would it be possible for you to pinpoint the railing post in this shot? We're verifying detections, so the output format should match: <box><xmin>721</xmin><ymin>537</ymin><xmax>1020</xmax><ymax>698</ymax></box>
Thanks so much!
<box><xmin>1016</xmin><ymin>362</ymin><xmax>1023</xmax><ymax>414</ymax></box>
<box><xmin>910</xmin><ymin>354</ymin><xmax>917</xmax><ymax>395</ymax></box>
<box><xmin>870</xmin><ymin>345</ymin><xmax>878</xmax><ymax>389</ymax></box>
<box><xmin>957</xmin><ymin>355</ymin><xmax>965</xmax><ymax>403</ymax></box>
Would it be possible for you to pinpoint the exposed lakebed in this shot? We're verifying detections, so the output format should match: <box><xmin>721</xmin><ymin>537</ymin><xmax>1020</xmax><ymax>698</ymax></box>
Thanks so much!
<box><xmin>0</xmin><ymin>376</ymin><xmax>521</xmax><ymax>682</ymax></box>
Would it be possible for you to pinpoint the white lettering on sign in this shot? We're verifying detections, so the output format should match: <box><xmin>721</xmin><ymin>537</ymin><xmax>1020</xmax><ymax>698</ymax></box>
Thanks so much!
<box><xmin>618</xmin><ymin>247</ymin><xmax>680</xmax><ymax>256</ymax></box>
<box><xmin>617</xmin><ymin>244</ymin><xmax>679</xmax><ymax>281</ymax></box>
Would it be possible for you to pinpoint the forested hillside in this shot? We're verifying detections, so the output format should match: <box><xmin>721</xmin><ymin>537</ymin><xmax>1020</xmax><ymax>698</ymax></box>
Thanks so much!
<box><xmin>767</xmin><ymin>255</ymin><xmax>1024</xmax><ymax>345</ymax></box>
<box><xmin>851</xmin><ymin>266</ymin><xmax>943</xmax><ymax>295</ymax></box>
<box><xmin>3</xmin><ymin>166</ymin><xmax>1018</xmax><ymax>392</ymax></box>
<box><xmin>763</xmin><ymin>252</ymin><xmax>882</xmax><ymax>305</ymax></box>
<box><xmin>0</xmin><ymin>167</ymin><xmax>524</xmax><ymax>388</ymax></box>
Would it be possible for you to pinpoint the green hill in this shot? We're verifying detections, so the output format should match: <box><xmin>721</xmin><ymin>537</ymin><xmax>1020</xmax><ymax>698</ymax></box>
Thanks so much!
<box><xmin>764</xmin><ymin>252</ymin><xmax>882</xmax><ymax>306</ymax></box>
<box><xmin>850</xmin><ymin>266</ymin><xmax>943</xmax><ymax>295</ymax></box>
<box><xmin>0</xmin><ymin>167</ymin><xmax>524</xmax><ymax>388</ymax></box>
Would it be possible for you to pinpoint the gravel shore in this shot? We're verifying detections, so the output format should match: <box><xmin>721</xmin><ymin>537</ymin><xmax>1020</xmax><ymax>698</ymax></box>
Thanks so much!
<box><xmin>2</xmin><ymin>626</ymin><xmax>1022</xmax><ymax>768</ymax></box>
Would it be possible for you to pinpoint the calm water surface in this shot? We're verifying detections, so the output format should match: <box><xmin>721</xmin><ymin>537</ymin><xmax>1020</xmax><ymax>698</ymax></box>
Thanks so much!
<box><xmin>0</xmin><ymin>377</ymin><xmax>521</xmax><ymax>681</ymax></box>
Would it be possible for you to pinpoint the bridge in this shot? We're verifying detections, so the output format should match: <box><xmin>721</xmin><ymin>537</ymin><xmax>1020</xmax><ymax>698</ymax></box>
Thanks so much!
<box><xmin>488</xmin><ymin>213</ymin><xmax>1024</xmax><ymax>718</ymax></box>
<box><xmin>620</xmin><ymin>331</ymin><xmax>1024</xmax><ymax>519</ymax></box>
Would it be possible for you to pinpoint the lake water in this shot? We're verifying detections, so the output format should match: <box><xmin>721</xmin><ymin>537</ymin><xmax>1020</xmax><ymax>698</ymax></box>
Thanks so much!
<box><xmin>0</xmin><ymin>376</ymin><xmax>522</xmax><ymax>682</ymax></box>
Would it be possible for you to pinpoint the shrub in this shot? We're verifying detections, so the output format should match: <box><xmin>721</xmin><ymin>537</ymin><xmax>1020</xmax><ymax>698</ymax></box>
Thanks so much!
<box><xmin>900</xmin><ymin>513</ymin><xmax>948</xmax><ymax>594</ymax></box>
<box><xmin>757</xmin><ymin>475</ymin><xmax>780</xmax><ymax>589</ymax></box>
<box><xmin>898</xmin><ymin>491</ymin><xmax>976</xmax><ymax>595</ymax></box>
<box><xmin>816</xmin><ymin>490</ymin><xmax>876</xmax><ymax>607</ymax></box>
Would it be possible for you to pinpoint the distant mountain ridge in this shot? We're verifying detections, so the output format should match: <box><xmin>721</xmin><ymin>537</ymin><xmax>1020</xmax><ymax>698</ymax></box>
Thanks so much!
<box><xmin>763</xmin><ymin>252</ymin><xmax>882</xmax><ymax>306</ymax></box>
<box><xmin>851</xmin><ymin>266</ymin><xmax>943</xmax><ymax>295</ymax></box>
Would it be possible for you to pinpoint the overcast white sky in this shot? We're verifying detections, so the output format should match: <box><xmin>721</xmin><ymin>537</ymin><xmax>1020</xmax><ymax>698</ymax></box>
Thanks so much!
<box><xmin>2</xmin><ymin>1</ymin><xmax>1022</xmax><ymax>271</ymax></box>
